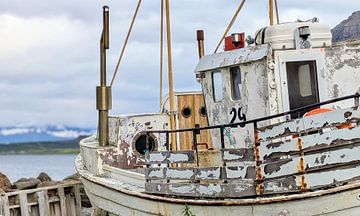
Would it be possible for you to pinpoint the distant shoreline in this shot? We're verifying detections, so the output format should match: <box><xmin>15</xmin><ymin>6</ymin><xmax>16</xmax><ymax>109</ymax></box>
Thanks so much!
<box><xmin>0</xmin><ymin>136</ymin><xmax>86</xmax><ymax>155</ymax></box>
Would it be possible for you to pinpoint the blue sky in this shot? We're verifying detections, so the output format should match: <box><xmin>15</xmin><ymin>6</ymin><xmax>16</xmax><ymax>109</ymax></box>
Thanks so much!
<box><xmin>0</xmin><ymin>0</ymin><xmax>358</xmax><ymax>127</ymax></box>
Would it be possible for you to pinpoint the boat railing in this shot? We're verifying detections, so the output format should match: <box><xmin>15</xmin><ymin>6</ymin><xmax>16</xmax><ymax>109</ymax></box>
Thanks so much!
<box><xmin>149</xmin><ymin>93</ymin><xmax>359</xmax><ymax>145</ymax></box>
<box><xmin>144</xmin><ymin>93</ymin><xmax>360</xmax><ymax>198</ymax></box>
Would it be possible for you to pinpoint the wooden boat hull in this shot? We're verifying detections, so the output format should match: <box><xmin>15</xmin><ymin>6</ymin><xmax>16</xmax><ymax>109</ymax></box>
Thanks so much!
<box><xmin>76</xmin><ymin>155</ymin><xmax>360</xmax><ymax>216</ymax></box>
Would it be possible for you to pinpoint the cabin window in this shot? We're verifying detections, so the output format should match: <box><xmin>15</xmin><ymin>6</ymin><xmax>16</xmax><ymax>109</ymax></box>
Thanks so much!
<box><xmin>134</xmin><ymin>134</ymin><xmax>156</xmax><ymax>155</ymax></box>
<box><xmin>298</xmin><ymin>64</ymin><xmax>312</xmax><ymax>97</ymax></box>
<box><xmin>199</xmin><ymin>106</ymin><xmax>207</xmax><ymax>117</ymax></box>
<box><xmin>181</xmin><ymin>106</ymin><xmax>192</xmax><ymax>118</ymax></box>
<box><xmin>286</xmin><ymin>61</ymin><xmax>319</xmax><ymax>118</ymax></box>
<box><xmin>212</xmin><ymin>71</ymin><xmax>223</xmax><ymax>102</ymax></box>
<box><xmin>230</xmin><ymin>67</ymin><xmax>241</xmax><ymax>100</ymax></box>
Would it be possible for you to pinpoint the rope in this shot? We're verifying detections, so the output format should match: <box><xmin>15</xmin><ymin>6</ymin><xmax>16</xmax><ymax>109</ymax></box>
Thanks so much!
<box><xmin>110</xmin><ymin>0</ymin><xmax>142</xmax><ymax>87</ymax></box>
<box><xmin>159</xmin><ymin>0</ymin><xmax>164</xmax><ymax>109</ymax></box>
<box><xmin>214</xmin><ymin>0</ymin><xmax>246</xmax><ymax>53</ymax></box>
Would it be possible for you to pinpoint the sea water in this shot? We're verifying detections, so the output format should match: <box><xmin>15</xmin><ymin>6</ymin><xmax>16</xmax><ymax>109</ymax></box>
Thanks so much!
<box><xmin>0</xmin><ymin>154</ymin><xmax>78</xmax><ymax>182</ymax></box>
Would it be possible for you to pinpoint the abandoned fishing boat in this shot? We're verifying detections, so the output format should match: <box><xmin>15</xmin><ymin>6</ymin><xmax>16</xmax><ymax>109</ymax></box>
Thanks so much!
<box><xmin>76</xmin><ymin>1</ymin><xmax>360</xmax><ymax>215</ymax></box>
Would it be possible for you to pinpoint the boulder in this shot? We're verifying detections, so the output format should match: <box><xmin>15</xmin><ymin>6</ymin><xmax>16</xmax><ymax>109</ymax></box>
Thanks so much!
<box><xmin>0</xmin><ymin>172</ymin><xmax>11</xmax><ymax>192</ymax></box>
<box><xmin>13</xmin><ymin>178</ymin><xmax>41</xmax><ymax>190</ymax></box>
<box><xmin>63</xmin><ymin>173</ymin><xmax>80</xmax><ymax>181</ymax></box>
<box><xmin>37</xmin><ymin>181</ymin><xmax>59</xmax><ymax>188</ymax></box>
<box><xmin>37</xmin><ymin>172</ymin><xmax>52</xmax><ymax>182</ymax></box>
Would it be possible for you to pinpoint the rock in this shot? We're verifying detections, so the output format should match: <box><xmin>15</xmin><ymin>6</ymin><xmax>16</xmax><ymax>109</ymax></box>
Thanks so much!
<box><xmin>0</xmin><ymin>188</ymin><xmax>5</xmax><ymax>195</ymax></box>
<box><xmin>37</xmin><ymin>181</ymin><xmax>59</xmax><ymax>188</ymax></box>
<box><xmin>63</xmin><ymin>173</ymin><xmax>80</xmax><ymax>181</ymax></box>
<box><xmin>37</xmin><ymin>172</ymin><xmax>52</xmax><ymax>182</ymax></box>
<box><xmin>13</xmin><ymin>178</ymin><xmax>41</xmax><ymax>190</ymax></box>
<box><xmin>0</xmin><ymin>172</ymin><xmax>11</xmax><ymax>192</ymax></box>
<box><xmin>332</xmin><ymin>11</ymin><xmax>360</xmax><ymax>43</ymax></box>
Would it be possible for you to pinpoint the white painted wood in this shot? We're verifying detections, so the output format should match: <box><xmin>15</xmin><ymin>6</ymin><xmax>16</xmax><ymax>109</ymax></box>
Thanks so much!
<box><xmin>37</xmin><ymin>190</ymin><xmax>50</xmax><ymax>216</ymax></box>
<box><xmin>19</xmin><ymin>193</ymin><xmax>29</xmax><ymax>216</ymax></box>
<box><xmin>74</xmin><ymin>185</ymin><xmax>82</xmax><ymax>216</ymax></box>
<box><xmin>260</xmin><ymin>125</ymin><xmax>360</xmax><ymax>160</ymax></box>
<box><xmin>58</xmin><ymin>187</ymin><xmax>67</xmax><ymax>216</ymax></box>
<box><xmin>78</xmin><ymin>157</ymin><xmax>360</xmax><ymax>216</ymax></box>
<box><xmin>0</xmin><ymin>195</ymin><xmax>10</xmax><ymax>216</ymax></box>
<box><xmin>258</xmin><ymin>106</ymin><xmax>359</xmax><ymax>141</ymax></box>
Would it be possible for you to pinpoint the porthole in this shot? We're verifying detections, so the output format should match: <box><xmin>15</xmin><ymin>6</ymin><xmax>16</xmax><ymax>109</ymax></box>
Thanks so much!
<box><xmin>199</xmin><ymin>106</ymin><xmax>207</xmax><ymax>117</ymax></box>
<box><xmin>134</xmin><ymin>134</ymin><xmax>156</xmax><ymax>155</ymax></box>
<box><xmin>182</xmin><ymin>106</ymin><xmax>192</xmax><ymax>118</ymax></box>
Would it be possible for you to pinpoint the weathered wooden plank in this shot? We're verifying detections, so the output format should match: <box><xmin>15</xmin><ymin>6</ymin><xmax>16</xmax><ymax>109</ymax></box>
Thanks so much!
<box><xmin>19</xmin><ymin>193</ymin><xmax>29</xmax><ymax>216</ymax></box>
<box><xmin>145</xmin><ymin>181</ymin><xmax>256</xmax><ymax>198</ymax></box>
<box><xmin>305</xmin><ymin>164</ymin><xmax>360</xmax><ymax>189</ymax></box>
<box><xmin>146</xmin><ymin>167</ymin><xmax>221</xmax><ymax>180</ymax></box>
<box><xmin>263</xmin><ymin>175</ymin><xmax>302</xmax><ymax>194</ymax></box>
<box><xmin>302</xmin><ymin>106</ymin><xmax>360</xmax><ymax>130</ymax></box>
<box><xmin>262</xmin><ymin>158</ymin><xmax>298</xmax><ymax>179</ymax></box>
<box><xmin>304</xmin><ymin>144</ymin><xmax>360</xmax><ymax>172</ymax></box>
<box><xmin>37</xmin><ymin>190</ymin><xmax>50</xmax><ymax>216</ymax></box>
<box><xmin>145</xmin><ymin>151</ymin><xmax>195</xmax><ymax>164</ymax></box>
<box><xmin>58</xmin><ymin>187</ymin><xmax>67</xmax><ymax>216</ymax></box>
<box><xmin>0</xmin><ymin>195</ymin><xmax>11</xmax><ymax>216</ymax></box>
<box><xmin>258</xmin><ymin>106</ymin><xmax>360</xmax><ymax>141</ymax></box>
<box><xmin>53</xmin><ymin>203</ymin><xmax>61</xmax><ymax>216</ymax></box>
<box><xmin>74</xmin><ymin>185</ymin><xmax>82</xmax><ymax>216</ymax></box>
<box><xmin>65</xmin><ymin>193</ymin><xmax>76</xmax><ymax>216</ymax></box>
<box><xmin>262</xmin><ymin>144</ymin><xmax>360</xmax><ymax>179</ymax></box>
<box><xmin>258</xmin><ymin>118</ymin><xmax>304</xmax><ymax>141</ymax></box>
<box><xmin>260</xmin><ymin>125</ymin><xmax>360</xmax><ymax>162</ymax></box>
<box><xmin>221</xmin><ymin>148</ymin><xmax>254</xmax><ymax>162</ymax></box>
<box><xmin>225</xmin><ymin>165</ymin><xmax>256</xmax><ymax>180</ymax></box>
<box><xmin>196</xmin><ymin>167</ymin><xmax>221</xmax><ymax>180</ymax></box>
<box><xmin>108</xmin><ymin>117</ymin><xmax>120</xmax><ymax>146</ymax></box>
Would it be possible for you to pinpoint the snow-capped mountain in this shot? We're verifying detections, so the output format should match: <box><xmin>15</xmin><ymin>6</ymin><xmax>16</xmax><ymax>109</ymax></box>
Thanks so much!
<box><xmin>0</xmin><ymin>125</ymin><xmax>95</xmax><ymax>144</ymax></box>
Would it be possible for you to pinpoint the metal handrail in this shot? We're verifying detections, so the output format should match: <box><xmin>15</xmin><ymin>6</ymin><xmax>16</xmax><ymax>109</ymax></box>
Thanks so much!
<box><xmin>150</xmin><ymin>93</ymin><xmax>360</xmax><ymax>134</ymax></box>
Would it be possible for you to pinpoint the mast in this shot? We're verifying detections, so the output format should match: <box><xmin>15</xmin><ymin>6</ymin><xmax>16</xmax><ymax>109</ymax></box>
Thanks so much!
<box><xmin>97</xmin><ymin>6</ymin><xmax>112</xmax><ymax>146</ymax></box>
<box><xmin>269</xmin><ymin>0</ymin><xmax>274</xmax><ymax>26</ymax></box>
<box><xmin>159</xmin><ymin>0</ymin><xmax>164</xmax><ymax>109</ymax></box>
<box><xmin>165</xmin><ymin>0</ymin><xmax>176</xmax><ymax>150</ymax></box>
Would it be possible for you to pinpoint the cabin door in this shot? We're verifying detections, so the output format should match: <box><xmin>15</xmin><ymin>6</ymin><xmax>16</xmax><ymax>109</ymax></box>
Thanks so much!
<box><xmin>177</xmin><ymin>93</ymin><xmax>212</xmax><ymax>150</ymax></box>
<box><xmin>286</xmin><ymin>61</ymin><xmax>320</xmax><ymax>118</ymax></box>
<box><xmin>277</xmin><ymin>50</ymin><xmax>326</xmax><ymax>119</ymax></box>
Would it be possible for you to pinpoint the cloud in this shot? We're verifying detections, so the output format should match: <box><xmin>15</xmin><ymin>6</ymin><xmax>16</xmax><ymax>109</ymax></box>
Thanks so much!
<box><xmin>0</xmin><ymin>0</ymin><xmax>358</xmax><ymax>127</ymax></box>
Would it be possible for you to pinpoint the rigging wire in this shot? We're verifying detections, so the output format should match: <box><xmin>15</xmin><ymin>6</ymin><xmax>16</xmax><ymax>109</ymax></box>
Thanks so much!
<box><xmin>159</xmin><ymin>0</ymin><xmax>164</xmax><ymax>109</ymax></box>
<box><xmin>213</xmin><ymin>0</ymin><xmax>246</xmax><ymax>53</ymax></box>
<box><xmin>274</xmin><ymin>0</ymin><xmax>280</xmax><ymax>24</ymax></box>
<box><xmin>110</xmin><ymin>0</ymin><xmax>142</xmax><ymax>87</ymax></box>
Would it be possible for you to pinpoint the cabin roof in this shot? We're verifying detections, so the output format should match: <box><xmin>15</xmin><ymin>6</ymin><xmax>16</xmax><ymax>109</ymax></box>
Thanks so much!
<box><xmin>195</xmin><ymin>44</ymin><xmax>270</xmax><ymax>73</ymax></box>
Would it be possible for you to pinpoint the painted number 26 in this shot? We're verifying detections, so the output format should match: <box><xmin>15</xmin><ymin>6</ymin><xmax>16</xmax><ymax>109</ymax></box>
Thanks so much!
<box><xmin>230</xmin><ymin>107</ymin><xmax>246</xmax><ymax>126</ymax></box>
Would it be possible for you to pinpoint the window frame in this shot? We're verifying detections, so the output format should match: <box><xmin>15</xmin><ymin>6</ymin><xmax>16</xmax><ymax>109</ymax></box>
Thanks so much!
<box><xmin>212</xmin><ymin>70</ymin><xmax>224</xmax><ymax>103</ymax></box>
<box><xmin>230</xmin><ymin>66</ymin><xmax>242</xmax><ymax>101</ymax></box>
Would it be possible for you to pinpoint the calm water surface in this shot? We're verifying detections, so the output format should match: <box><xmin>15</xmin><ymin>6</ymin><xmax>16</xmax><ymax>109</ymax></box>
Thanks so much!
<box><xmin>0</xmin><ymin>154</ymin><xmax>78</xmax><ymax>182</ymax></box>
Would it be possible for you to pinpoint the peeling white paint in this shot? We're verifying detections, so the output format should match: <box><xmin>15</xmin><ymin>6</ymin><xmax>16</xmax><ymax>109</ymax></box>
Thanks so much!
<box><xmin>223</xmin><ymin>151</ymin><xmax>244</xmax><ymax>161</ymax></box>
<box><xmin>167</xmin><ymin>169</ymin><xmax>194</xmax><ymax>179</ymax></box>
<box><xmin>167</xmin><ymin>153</ymin><xmax>189</xmax><ymax>162</ymax></box>
<box><xmin>226</xmin><ymin>166</ymin><xmax>247</xmax><ymax>179</ymax></box>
